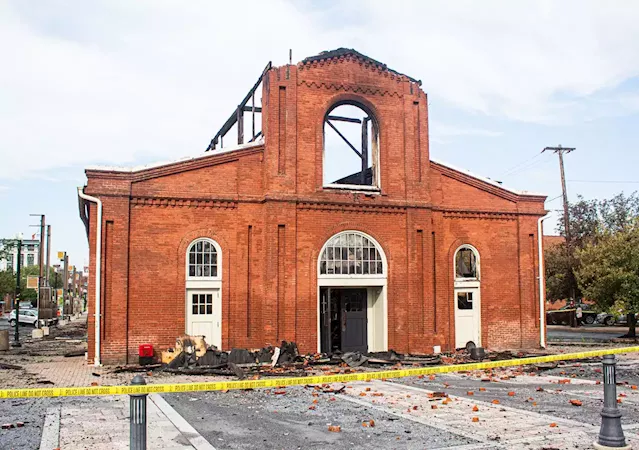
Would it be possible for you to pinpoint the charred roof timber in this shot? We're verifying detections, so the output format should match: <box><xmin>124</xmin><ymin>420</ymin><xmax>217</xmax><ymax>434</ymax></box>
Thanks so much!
<box><xmin>206</xmin><ymin>61</ymin><xmax>272</xmax><ymax>152</ymax></box>
<box><xmin>206</xmin><ymin>48</ymin><xmax>421</xmax><ymax>153</ymax></box>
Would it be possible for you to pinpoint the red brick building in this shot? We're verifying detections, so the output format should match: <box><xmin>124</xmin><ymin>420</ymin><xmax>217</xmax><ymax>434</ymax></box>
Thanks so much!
<box><xmin>79</xmin><ymin>49</ymin><xmax>547</xmax><ymax>365</ymax></box>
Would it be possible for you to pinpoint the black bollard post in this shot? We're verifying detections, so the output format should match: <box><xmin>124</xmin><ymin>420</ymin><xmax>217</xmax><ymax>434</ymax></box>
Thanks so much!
<box><xmin>130</xmin><ymin>375</ymin><xmax>147</xmax><ymax>450</ymax></box>
<box><xmin>594</xmin><ymin>355</ymin><xmax>630</xmax><ymax>449</ymax></box>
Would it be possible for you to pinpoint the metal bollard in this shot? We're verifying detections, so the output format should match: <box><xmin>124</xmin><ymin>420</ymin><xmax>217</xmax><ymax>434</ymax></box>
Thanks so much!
<box><xmin>130</xmin><ymin>375</ymin><xmax>147</xmax><ymax>450</ymax></box>
<box><xmin>594</xmin><ymin>355</ymin><xmax>630</xmax><ymax>449</ymax></box>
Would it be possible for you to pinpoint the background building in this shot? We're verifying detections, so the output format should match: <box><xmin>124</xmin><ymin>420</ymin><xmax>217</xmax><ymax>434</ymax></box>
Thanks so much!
<box><xmin>0</xmin><ymin>238</ymin><xmax>40</xmax><ymax>271</ymax></box>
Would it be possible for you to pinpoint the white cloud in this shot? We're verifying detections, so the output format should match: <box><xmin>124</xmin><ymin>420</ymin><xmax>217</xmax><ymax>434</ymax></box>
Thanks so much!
<box><xmin>0</xmin><ymin>0</ymin><xmax>637</xmax><ymax>178</ymax></box>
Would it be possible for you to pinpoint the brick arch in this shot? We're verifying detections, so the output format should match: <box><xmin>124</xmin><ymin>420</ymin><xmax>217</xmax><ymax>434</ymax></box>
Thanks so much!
<box><xmin>322</xmin><ymin>93</ymin><xmax>383</xmax><ymax>131</ymax></box>
<box><xmin>311</xmin><ymin>221</ymin><xmax>393</xmax><ymax>271</ymax></box>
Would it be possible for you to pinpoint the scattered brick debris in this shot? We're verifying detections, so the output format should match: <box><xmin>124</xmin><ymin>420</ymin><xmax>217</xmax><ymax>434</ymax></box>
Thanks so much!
<box><xmin>508</xmin><ymin>392</ymin><xmax>515</xmax><ymax>396</ymax></box>
<box><xmin>491</xmin><ymin>400</ymin><xmax>500</xmax><ymax>404</ymax></box>
<box><xmin>550</xmin><ymin>423</ymin><xmax>557</xmax><ymax>428</ymax></box>
<box><xmin>467</xmin><ymin>391</ymin><xmax>474</xmax><ymax>396</ymax></box>
<box><xmin>369</xmin><ymin>419</ymin><xmax>375</xmax><ymax>427</ymax></box>
<box><xmin>431</xmin><ymin>405</ymin><xmax>437</xmax><ymax>409</ymax></box>
<box><xmin>479</xmin><ymin>387</ymin><xmax>486</xmax><ymax>392</ymax></box>
<box><xmin>569</xmin><ymin>399</ymin><xmax>582</xmax><ymax>406</ymax></box>
<box><xmin>472</xmin><ymin>417</ymin><xmax>479</xmax><ymax>423</ymax></box>
<box><xmin>536</xmin><ymin>387</ymin><xmax>544</xmax><ymax>392</ymax></box>
<box><xmin>274</xmin><ymin>390</ymin><xmax>286</xmax><ymax>395</ymax></box>
<box><xmin>472</xmin><ymin>405</ymin><xmax>479</xmax><ymax>412</ymax></box>
<box><xmin>328</xmin><ymin>425</ymin><xmax>341</xmax><ymax>432</ymax></box>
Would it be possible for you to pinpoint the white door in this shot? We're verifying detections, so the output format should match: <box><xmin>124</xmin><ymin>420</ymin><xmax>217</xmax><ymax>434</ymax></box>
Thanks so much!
<box><xmin>186</xmin><ymin>289</ymin><xmax>221</xmax><ymax>349</ymax></box>
<box><xmin>454</xmin><ymin>288</ymin><xmax>480</xmax><ymax>349</ymax></box>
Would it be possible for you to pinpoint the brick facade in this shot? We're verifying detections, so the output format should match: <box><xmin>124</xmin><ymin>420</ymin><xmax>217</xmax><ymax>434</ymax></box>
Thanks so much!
<box><xmin>81</xmin><ymin>50</ymin><xmax>547</xmax><ymax>364</ymax></box>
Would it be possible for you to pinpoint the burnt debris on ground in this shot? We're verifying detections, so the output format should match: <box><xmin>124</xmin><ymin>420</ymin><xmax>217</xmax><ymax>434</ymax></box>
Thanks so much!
<box><xmin>113</xmin><ymin>335</ymin><xmax>559</xmax><ymax>380</ymax></box>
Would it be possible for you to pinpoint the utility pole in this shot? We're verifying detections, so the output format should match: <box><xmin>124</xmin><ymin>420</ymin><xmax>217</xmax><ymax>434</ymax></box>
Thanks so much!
<box><xmin>542</xmin><ymin>146</ymin><xmax>575</xmax><ymax>242</ymax></box>
<box><xmin>45</xmin><ymin>225</ymin><xmax>51</xmax><ymax>285</ymax></box>
<box><xmin>30</xmin><ymin>214</ymin><xmax>45</xmax><ymax>321</ymax></box>
<box><xmin>543</xmin><ymin>145</ymin><xmax>577</xmax><ymax>325</ymax></box>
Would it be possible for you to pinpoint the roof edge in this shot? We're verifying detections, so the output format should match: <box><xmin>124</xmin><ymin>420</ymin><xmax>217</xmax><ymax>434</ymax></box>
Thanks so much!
<box><xmin>430</xmin><ymin>158</ymin><xmax>547</xmax><ymax>199</ymax></box>
<box><xmin>86</xmin><ymin>138</ymin><xmax>264</xmax><ymax>174</ymax></box>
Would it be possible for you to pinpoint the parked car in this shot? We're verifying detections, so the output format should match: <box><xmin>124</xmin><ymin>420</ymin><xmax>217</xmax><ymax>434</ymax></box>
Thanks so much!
<box><xmin>546</xmin><ymin>303</ymin><xmax>598</xmax><ymax>325</ymax></box>
<box><xmin>596</xmin><ymin>312</ymin><xmax>616</xmax><ymax>326</ymax></box>
<box><xmin>8</xmin><ymin>309</ymin><xmax>39</xmax><ymax>327</ymax></box>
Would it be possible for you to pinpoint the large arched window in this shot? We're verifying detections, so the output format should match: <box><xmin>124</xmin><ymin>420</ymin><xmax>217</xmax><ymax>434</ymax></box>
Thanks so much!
<box><xmin>187</xmin><ymin>238</ymin><xmax>221</xmax><ymax>278</ymax></box>
<box><xmin>319</xmin><ymin>231</ymin><xmax>385</xmax><ymax>276</ymax></box>
<box><xmin>454</xmin><ymin>245</ymin><xmax>479</xmax><ymax>280</ymax></box>
<box><xmin>323</xmin><ymin>102</ymin><xmax>379</xmax><ymax>189</ymax></box>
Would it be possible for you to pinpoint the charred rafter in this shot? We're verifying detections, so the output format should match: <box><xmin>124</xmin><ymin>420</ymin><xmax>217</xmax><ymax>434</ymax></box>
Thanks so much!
<box><xmin>206</xmin><ymin>61</ymin><xmax>272</xmax><ymax>152</ymax></box>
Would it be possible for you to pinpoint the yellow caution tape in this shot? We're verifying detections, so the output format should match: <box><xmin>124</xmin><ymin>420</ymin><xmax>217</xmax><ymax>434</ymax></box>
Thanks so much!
<box><xmin>0</xmin><ymin>346</ymin><xmax>637</xmax><ymax>399</ymax></box>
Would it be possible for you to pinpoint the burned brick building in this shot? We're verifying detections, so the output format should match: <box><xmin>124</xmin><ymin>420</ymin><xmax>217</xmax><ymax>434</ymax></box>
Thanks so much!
<box><xmin>79</xmin><ymin>49</ymin><xmax>547</xmax><ymax>365</ymax></box>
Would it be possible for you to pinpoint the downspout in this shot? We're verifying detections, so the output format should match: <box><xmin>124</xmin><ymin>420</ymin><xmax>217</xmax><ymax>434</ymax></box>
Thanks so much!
<box><xmin>77</xmin><ymin>187</ymin><xmax>102</xmax><ymax>366</ymax></box>
<box><xmin>537</xmin><ymin>214</ymin><xmax>551</xmax><ymax>348</ymax></box>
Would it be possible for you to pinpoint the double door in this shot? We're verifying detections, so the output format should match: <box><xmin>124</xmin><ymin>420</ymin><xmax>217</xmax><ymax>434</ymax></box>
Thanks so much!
<box><xmin>320</xmin><ymin>288</ymin><xmax>368</xmax><ymax>353</ymax></box>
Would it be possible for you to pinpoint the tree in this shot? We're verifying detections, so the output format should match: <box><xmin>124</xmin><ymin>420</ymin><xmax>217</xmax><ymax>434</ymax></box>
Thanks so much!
<box><xmin>547</xmin><ymin>191</ymin><xmax>639</xmax><ymax>303</ymax></box>
<box><xmin>0</xmin><ymin>269</ymin><xmax>16</xmax><ymax>300</ymax></box>
<box><xmin>575</xmin><ymin>220</ymin><xmax>639</xmax><ymax>338</ymax></box>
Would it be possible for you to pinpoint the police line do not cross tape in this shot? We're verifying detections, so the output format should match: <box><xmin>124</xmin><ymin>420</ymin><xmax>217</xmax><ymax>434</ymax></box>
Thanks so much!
<box><xmin>0</xmin><ymin>346</ymin><xmax>637</xmax><ymax>399</ymax></box>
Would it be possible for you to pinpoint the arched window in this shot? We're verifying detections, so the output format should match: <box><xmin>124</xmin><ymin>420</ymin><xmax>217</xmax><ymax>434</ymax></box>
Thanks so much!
<box><xmin>323</xmin><ymin>102</ymin><xmax>379</xmax><ymax>189</ymax></box>
<box><xmin>187</xmin><ymin>239</ymin><xmax>220</xmax><ymax>278</ymax></box>
<box><xmin>455</xmin><ymin>245</ymin><xmax>479</xmax><ymax>280</ymax></box>
<box><xmin>319</xmin><ymin>231</ymin><xmax>384</xmax><ymax>276</ymax></box>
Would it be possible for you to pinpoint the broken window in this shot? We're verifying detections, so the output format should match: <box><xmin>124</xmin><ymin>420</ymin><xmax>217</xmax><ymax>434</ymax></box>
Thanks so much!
<box><xmin>188</xmin><ymin>239</ymin><xmax>219</xmax><ymax>278</ymax></box>
<box><xmin>320</xmin><ymin>231</ymin><xmax>384</xmax><ymax>276</ymax></box>
<box><xmin>455</xmin><ymin>247</ymin><xmax>478</xmax><ymax>279</ymax></box>
<box><xmin>323</xmin><ymin>103</ymin><xmax>379</xmax><ymax>188</ymax></box>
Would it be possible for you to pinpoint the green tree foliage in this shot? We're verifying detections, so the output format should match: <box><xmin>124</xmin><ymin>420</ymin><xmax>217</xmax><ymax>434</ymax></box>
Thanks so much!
<box><xmin>575</xmin><ymin>219</ymin><xmax>639</xmax><ymax>337</ymax></box>
<box><xmin>0</xmin><ymin>269</ymin><xmax>15</xmax><ymax>300</ymax></box>
<box><xmin>546</xmin><ymin>191</ymin><xmax>639</xmax><ymax>305</ymax></box>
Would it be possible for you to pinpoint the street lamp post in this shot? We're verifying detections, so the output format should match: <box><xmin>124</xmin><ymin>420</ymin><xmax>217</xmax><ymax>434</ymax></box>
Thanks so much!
<box><xmin>13</xmin><ymin>238</ymin><xmax>22</xmax><ymax>347</ymax></box>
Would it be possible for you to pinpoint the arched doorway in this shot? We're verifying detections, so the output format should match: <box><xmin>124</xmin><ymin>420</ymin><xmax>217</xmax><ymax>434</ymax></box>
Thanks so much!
<box><xmin>317</xmin><ymin>231</ymin><xmax>388</xmax><ymax>353</ymax></box>
<box><xmin>185</xmin><ymin>238</ymin><xmax>222</xmax><ymax>348</ymax></box>
<box><xmin>453</xmin><ymin>244</ymin><xmax>481</xmax><ymax>349</ymax></box>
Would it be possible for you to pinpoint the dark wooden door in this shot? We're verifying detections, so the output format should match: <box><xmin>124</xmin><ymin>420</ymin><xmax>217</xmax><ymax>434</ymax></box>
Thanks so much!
<box><xmin>341</xmin><ymin>288</ymin><xmax>367</xmax><ymax>353</ymax></box>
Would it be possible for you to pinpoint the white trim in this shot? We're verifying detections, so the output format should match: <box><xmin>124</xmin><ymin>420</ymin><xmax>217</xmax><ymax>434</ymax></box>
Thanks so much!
<box><xmin>538</xmin><ymin>215</ymin><xmax>551</xmax><ymax>348</ymax></box>
<box><xmin>318</xmin><ymin>230</ymin><xmax>388</xmax><ymax>277</ymax></box>
<box><xmin>453</xmin><ymin>244</ymin><xmax>480</xmax><ymax>285</ymax></box>
<box><xmin>86</xmin><ymin>138</ymin><xmax>264</xmax><ymax>173</ymax></box>
<box><xmin>454</xmin><ymin>287</ymin><xmax>482</xmax><ymax>348</ymax></box>
<box><xmin>323</xmin><ymin>184</ymin><xmax>381</xmax><ymax>193</ymax></box>
<box><xmin>316</xmin><ymin>230</ymin><xmax>388</xmax><ymax>352</ymax></box>
<box><xmin>77</xmin><ymin>187</ymin><xmax>102</xmax><ymax>367</ymax></box>
<box><xmin>431</xmin><ymin>158</ymin><xmax>546</xmax><ymax>197</ymax></box>
<box><xmin>185</xmin><ymin>238</ymin><xmax>222</xmax><ymax>284</ymax></box>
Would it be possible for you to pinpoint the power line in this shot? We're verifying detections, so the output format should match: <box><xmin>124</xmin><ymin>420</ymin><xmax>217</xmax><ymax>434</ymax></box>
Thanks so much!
<box><xmin>501</xmin><ymin>158</ymin><xmax>553</xmax><ymax>179</ymax></box>
<box><xmin>546</xmin><ymin>194</ymin><xmax>563</xmax><ymax>202</ymax></box>
<box><xmin>567</xmin><ymin>179</ymin><xmax>639</xmax><ymax>184</ymax></box>
<box><xmin>499</xmin><ymin>153</ymin><xmax>542</xmax><ymax>177</ymax></box>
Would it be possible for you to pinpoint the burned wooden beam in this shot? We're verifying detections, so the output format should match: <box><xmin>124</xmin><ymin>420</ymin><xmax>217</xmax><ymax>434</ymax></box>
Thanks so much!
<box><xmin>361</xmin><ymin>117</ymin><xmax>369</xmax><ymax>184</ymax></box>
<box><xmin>237</xmin><ymin>105</ymin><xmax>244</xmax><ymax>145</ymax></box>
<box><xmin>206</xmin><ymin>61</ymin><xmax>272</xmax><ymax>151</ymax></box>
<box><xmin>244</xmin><ymin>106</ymin><xmax>262</xmax><ymax>113</ymax></box>
<box><xmin>326</xmin><ymin>120</ymin><xmax>362</xmax><ymax>157</ymax></box>
<box><xmin>327</xmin><ymin>115</ymin><xmax>361</xmax><ymax>124</ymax></box>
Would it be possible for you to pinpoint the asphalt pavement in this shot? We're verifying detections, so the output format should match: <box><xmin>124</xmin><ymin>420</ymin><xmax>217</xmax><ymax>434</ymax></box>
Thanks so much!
<box><xmin>0</xmin><ymin>316</ymin><xmax>35</xmax><ymax>341</ymax></box>
<box><xmin>547</xmin><ymin>324</ymin><xmax>639</xmax><ymax>342</ymax></box>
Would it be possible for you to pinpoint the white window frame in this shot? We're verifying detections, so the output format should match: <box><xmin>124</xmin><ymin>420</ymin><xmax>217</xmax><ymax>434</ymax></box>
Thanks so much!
<box><xmin>453</xmin><ymin>244</ymin><xmax>480</xmax><ymax>286</ymax></box>
<box><xmin>318</xmin><ymin>230</ymin><xmax>387</xmax><ymax>280</ymax></box>
<box><xmin>185</xmin><ymin>238</ymin><xmax>222</xmax><ymax>283</ymax></box>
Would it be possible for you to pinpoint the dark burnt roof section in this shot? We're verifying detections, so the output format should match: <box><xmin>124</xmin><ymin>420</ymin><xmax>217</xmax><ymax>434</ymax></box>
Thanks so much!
<box><xmin>300</xmin><ymin>48</ymin><xmax>421</xmax><ymax>85</ymax></box>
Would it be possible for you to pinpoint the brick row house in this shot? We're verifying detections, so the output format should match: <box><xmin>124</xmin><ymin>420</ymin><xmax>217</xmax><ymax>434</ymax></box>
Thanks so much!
<box><xmin>79</xmin><ymin>49</ymin><xmax>547</xmax><ymax>365</ymax></box>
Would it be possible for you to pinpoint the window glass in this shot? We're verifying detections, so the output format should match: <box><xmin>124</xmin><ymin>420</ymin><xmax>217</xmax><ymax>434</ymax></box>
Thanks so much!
<box><xmin>320</xmin><ymin>232</ymin><xmax>384</xmax><ymax>275</ymax></box>
<box><xmin>188</xmin><ymin>240</ymin><xmax>219</xmax><ymax>278</ymax></box>
<box><xmin>455</xmin><ymin>248</ymin><xmax>477</xmax><ymax>279</ymax></box>
<box><xmin>457</xmin><ymin>292</ymin><xmax>473</xmax><ymax>310</ymax></box>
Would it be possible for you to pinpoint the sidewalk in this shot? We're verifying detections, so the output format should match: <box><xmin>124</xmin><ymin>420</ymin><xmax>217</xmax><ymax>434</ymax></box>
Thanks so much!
<box><xmin>40</xmin><ymin>394</ymin><xmax>215</xmax><ymax>450</ymax></box>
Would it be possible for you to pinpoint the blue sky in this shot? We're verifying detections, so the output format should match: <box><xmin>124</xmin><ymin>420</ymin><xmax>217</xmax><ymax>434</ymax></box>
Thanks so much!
<box><xmin>0</xmin><ymin>0</ymin><xmax>638</xmax><ymax>269</ymax></box>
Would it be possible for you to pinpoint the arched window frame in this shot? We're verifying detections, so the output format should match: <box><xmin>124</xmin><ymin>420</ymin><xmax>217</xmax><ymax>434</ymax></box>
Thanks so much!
<box><xmin>322</xmin><ymin>100</ymin><xmax>381</xmax><ymax>192</ymax></box>
<box><xmin>185</xmin><ymin>238</ymin><xmax>222</xmax><ymax>281</ymax></box>
<box><xmin>453</xmin><ymin>244</ymin><xmax>480</xmax><ymax>282</ymax></box>
<box><xmin>318</xmin><ymin>230</ymin><xmax>387</xmax><ymax>279</ymax></box>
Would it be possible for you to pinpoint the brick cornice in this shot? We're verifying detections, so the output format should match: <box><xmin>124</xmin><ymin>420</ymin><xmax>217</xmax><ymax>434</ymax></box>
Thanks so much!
<box><xmin>297</xmin><ymin>80</ymin><xmax>402</xmax><ymax>98</ymax></box>
<box><xmin>131</xmin><ymin>196</ymin><xmax>237</xmax><ymax>209</ymax></box>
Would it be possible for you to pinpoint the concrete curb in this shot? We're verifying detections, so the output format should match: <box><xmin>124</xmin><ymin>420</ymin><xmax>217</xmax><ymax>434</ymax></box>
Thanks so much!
<box><xmin>149</xmin><ymin>394</ymin><xmax>216</xmax><ymax>450</ymax></box>
<box><xmin>39</xmin><ymin>406</ymin><xmax>60</xmax><ymax>450</ymax></box>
